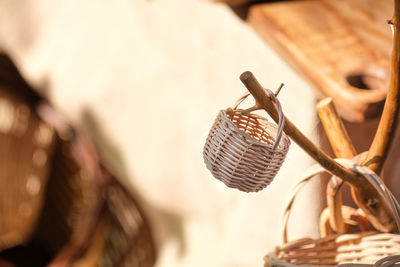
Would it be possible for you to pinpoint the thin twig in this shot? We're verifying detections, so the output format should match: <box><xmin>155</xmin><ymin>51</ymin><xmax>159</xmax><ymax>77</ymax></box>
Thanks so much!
<box><xmin>275</xmin><ymin>83</ymin><xmax>285</xmax><ymax>97</ymax></box>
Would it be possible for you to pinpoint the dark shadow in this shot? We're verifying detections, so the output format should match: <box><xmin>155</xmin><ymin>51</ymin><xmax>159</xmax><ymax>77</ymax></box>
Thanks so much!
<box><xmin>0</xmin><ymin>242</ymin><xmax>52</xmax><ymax>267</ymax></box>
<box><xmin>0</xmin><ymin>54</ymin><xmax>41</xmax><ymax>104</ymax></box>
<box><xmin>346</xmin><ymin>73</ymin><xmax>387</xmax><ymax>91</ymax></box>
<box><xmin>228</xmin><ymin>0</ymin><xmax>297</xmax><ymax>21</ymax></box>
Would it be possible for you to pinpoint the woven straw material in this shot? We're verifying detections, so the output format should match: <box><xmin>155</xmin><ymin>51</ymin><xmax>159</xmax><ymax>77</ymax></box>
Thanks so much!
<box><xmin>0</xmin><ymin>78</ymin><xmax>56</xmax><ymax>251</ymax></box>
<box><xmin>265</xmin><ymin>232</ymin><xmax>400</xmax><ymax>266</ymax></box>
<box><xmin>101</xmin><ymin>178</ymin><xmax>156</xmax><ymax>267</ymax></box>
<box><xmin>265</xmin><ymin>159</ymin><xmax>400</xmax><ymax>267</ymax></box>
<box><xmin>203</xmin><ymin>108</ymin><xmax>290</xmax><ymax>192</ymax></box>
<box><xmin>0</xmin><ymin>54</ymin><xmax>156</xmax><ymax>267</ymax></box>
<box><xmin>32</xmin><ymin>133</ymin><xmax>156</xmax><ymax>267</ymax></box>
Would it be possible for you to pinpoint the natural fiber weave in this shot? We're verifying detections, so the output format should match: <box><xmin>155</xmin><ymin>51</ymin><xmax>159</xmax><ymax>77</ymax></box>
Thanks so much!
<box><xmin>0</xmin><ymin>66</ymin><xmax>56</xmax><ymax>251</ymax></box>
<box><xmin>264</xmin><ymin>158</ymin><xmax>400</xmax><ymax>267</ymax></box>
<box><xmin>265</xmin><ymin>231</ymin><xmax>400</xmax><ymax>266</ymax></box>
<box><xmin>0</xmin><ymin>54</ymin><xmax>156</xmax><ymax>266</ymax></box>
<box><xmin>203</xmin><ymin>107</ymin><xmax>290</xmax><ymax>192</ymax></box>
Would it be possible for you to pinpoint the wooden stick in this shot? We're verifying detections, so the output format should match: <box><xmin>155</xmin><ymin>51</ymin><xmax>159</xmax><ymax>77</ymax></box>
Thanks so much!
<box><xmin>240</xmin><ymin>71</ymin><xmax>395</xmax><ymax>232</ymax></box>
<box><xmin>317</xmin><ymin>98</ymin><xmax>357</xmax><ymax>159</ymax></box>
<box><xmin>363</xmin><ymin>0</ymin><xmax>400</xmax><ymax>175</ymax></box>
<box><xmin>317</xmin><ymin>97</ymin><xmax>357</xmax><ymax>234</ymax></box>
<box><xmin>240</xmin><ymin>71</ymin><xmax>360</xmax><ymax>185</ymax></box>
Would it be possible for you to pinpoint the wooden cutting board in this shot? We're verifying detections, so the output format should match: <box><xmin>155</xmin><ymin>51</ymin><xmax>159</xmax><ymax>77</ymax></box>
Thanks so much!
<box><xmin>248</xmin><ymin>0</ymin><xmax>392</xmax><ymax>122</ymax></box>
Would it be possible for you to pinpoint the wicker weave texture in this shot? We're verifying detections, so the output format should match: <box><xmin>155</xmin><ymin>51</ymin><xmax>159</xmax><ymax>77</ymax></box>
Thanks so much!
<box><xmin>203</xmin><ymin>108</ymin><xmax>290</xmax><ymax>192</ymax></box>
<box><xmin>102</xmin><ymin>181</ymin><xmax>156</xmax><ymax>267</ymax></box>
<box><xmin>0</xmin><ymin>54</ymin><xmax>156</xmax><ymax>266</ymax></box>
<box><xmin>265</xmin><ymin>159</ymin><xmax>400</xmax><ymax>267</ymax></box>
<box><xmin>0</xmin><ymin>88</ymin><xmax>56</xmax><ymax>250</ymax></box>
<box><xmin>265</xmin><ymin>232</ymin><xmax>400</xmax><ymax>266</ymax></box>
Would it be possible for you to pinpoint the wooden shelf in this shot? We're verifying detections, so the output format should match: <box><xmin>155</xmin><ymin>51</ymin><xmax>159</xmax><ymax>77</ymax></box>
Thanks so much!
<box><xmin>241</xmin><ymin>0</ymin><xmax>392</xmax><ymax>122</ymax></box>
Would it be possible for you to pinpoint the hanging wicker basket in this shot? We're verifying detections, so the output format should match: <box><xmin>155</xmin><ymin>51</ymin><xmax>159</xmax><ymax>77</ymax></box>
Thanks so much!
<box><xmin>203</xmin><ymin>91</ymin><xmax>290</xmax><ymax>192</ymax></box>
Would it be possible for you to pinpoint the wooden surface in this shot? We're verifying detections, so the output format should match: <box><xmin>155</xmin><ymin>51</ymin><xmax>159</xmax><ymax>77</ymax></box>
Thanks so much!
<box><xmin>248</xmin><ymin>0</ymin><xmax>392</xmax><ymax>122</ymax></box>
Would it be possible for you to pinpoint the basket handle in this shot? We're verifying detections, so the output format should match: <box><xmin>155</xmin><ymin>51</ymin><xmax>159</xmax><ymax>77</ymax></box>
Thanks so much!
<box><xmin>281</xmin><ymin>158</ymin><xmax>400</xmax><ymax>244</ymax></box>
<box><xmin>232</xmin><ymin>87</ymin><xmax>286</xmax><ymax>150</ymax></box>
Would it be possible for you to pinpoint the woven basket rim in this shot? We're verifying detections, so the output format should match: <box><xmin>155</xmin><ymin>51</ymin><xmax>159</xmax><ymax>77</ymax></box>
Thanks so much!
<box><xmin>222</xmin><ymin>108</ymin><xmax>290</xmax><ymax>152</ymax></box>
<box><xmin>265</xmin><ymin>231</ymin><xmax>400</xmax><ymax>266</ymax></box>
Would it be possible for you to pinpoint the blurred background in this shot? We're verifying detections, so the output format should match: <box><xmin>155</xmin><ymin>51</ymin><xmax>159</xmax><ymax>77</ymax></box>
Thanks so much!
<box><xmin>2</xmin><ymin>0</ymin><xmax>392</xmax><ymax>266</ymax></box>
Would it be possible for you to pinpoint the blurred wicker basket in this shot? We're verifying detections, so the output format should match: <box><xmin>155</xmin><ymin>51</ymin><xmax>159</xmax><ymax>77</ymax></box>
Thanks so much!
<box><xmin>0</xmin><ymin>76</ymin><xmax>56</xmax><ymax>251</ymax></box>
<box><xmin>0</xmin><ymin>54</ymin><xmax>157</xmax><ymax>266</ymax></box>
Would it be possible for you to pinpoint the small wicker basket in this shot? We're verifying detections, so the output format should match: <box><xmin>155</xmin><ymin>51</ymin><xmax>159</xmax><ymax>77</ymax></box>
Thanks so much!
<box><xmin>203</xmin><ymin>91</ymin><xmax>290</xmax><ymax>192</ymax></box>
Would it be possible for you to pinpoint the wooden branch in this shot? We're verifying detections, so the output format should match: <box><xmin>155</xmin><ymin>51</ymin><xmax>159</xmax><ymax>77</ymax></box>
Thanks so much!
<box><xmin>240</xmin><ymin>71</ymin><xmax>395</xmax><ymax>232</ymax></box>
<box><xmin>363</xmin><ymin>0</ymin><xmax>400</xmax><ymax>175</ymax></box>
<box><xmin>317</xmin><ymin>98</ymin><xmax>357</xmax><ymax>158</ymax></box>
<box><xmin>240</xmin><ymin>71</ymin><xmax>359</xmax><ymax>185</ymax></box>
<box><xmin>317</xmin><ymin>97</ymin><xmax>357</xmax><ymax>234</ymax></box>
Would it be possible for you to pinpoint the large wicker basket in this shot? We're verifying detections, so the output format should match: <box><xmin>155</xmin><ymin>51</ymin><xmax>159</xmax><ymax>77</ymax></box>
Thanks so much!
<box><xmin>264</xmin><ymin>160</ymin><xmax>400</xmax><ymax>267</ymax></box>
<box><xmin>0</xmin><ymin>54</ymin><xmax>157</xmax><ymax>266</ymax></box>
<box><xmin>266</xmin><ymin>231</ymin><xmax>400</xmax><ymax>266</ymax></box>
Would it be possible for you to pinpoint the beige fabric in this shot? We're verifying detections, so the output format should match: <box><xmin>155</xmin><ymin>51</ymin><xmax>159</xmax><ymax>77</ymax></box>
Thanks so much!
<box><xmin>0</xmin><ymin>0</ymin><xmax>323</xmax><ymax>266</ymax></box>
